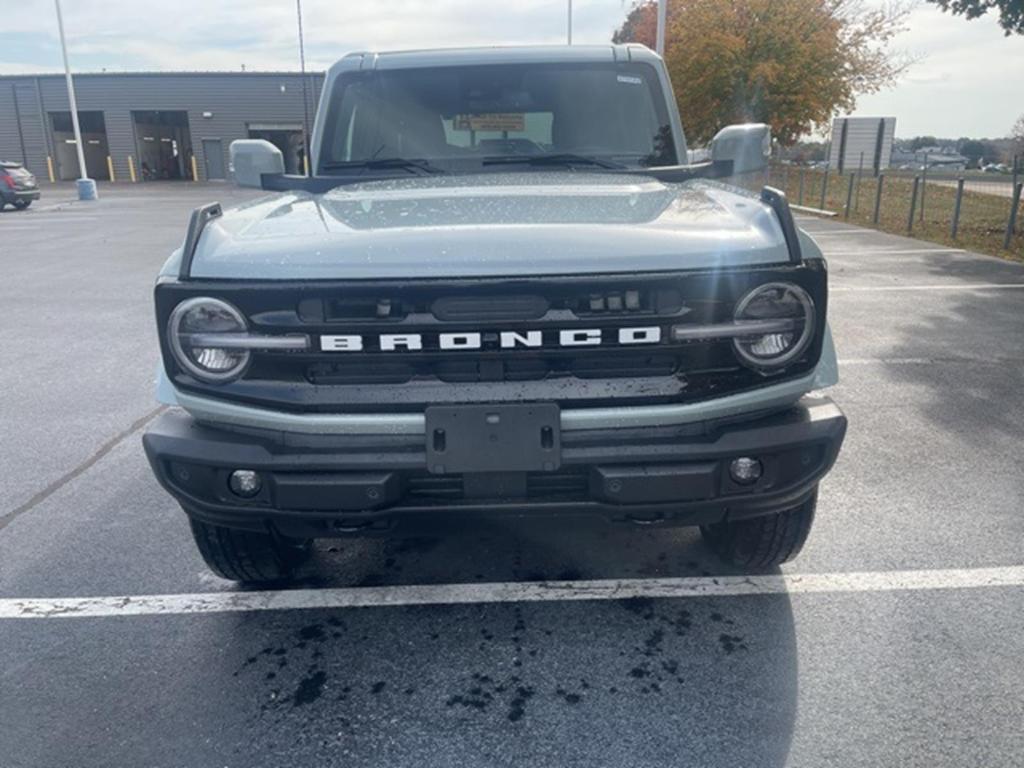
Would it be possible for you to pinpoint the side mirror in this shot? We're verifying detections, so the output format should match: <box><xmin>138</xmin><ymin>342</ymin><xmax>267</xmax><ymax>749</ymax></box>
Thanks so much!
<box><xmin>711</xmin><ymin>123</ymin><xmax>771</xmax><ymax>175</ymax></box>
<box><xmin>229</xmin><ymin>139</ymin><xmax>284</xmax><ymax>188</ymax></box>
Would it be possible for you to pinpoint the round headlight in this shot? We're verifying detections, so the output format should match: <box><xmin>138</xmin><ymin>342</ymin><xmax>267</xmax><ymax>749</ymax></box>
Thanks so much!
<box><xmin>733</xmin><ymin>282</ymin><xmax>815</xmax><ymax>369</ymax></box>
<box><xmin>168</xmin><ymin>297</ymin><xmax>250</xmax><ymax>382</ymax></box>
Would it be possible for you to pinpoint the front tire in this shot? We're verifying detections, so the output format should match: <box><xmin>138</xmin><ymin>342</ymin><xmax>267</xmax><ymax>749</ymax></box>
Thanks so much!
<box><xmin>188</xmin><ymin>518</ymin><xmax>312</xmax><ymax>584</ymax></box>
<box><xmin>700</xmin><ymin>489</ymin><xmax>817</xmax><ymax>569</ymax></box>
<box><xmin>13</xmin><ymin>200</ymin><xmax>31</xmax><ymax>210</ymax></box>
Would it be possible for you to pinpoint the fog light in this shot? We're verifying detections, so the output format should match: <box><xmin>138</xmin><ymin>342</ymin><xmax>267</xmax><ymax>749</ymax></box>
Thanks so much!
<box><xmin>729</xmin><ymin>457</ymin><xmax>763</xmax><ymax>485</ymax></box>
<box><xmin>229</xmin><ymin>469</ymin><xmax>262</xmax><ymax>497</ymax></box>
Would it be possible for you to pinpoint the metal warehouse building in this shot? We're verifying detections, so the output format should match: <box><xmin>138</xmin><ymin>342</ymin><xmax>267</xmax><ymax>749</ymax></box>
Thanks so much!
<box><xmin>0</xmin><ymin>71</ymin><xmax>324</xmax><ymax>183</ymax></box>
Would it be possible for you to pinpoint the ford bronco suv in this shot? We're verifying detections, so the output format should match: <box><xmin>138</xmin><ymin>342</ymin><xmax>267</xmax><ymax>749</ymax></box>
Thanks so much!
<box><xmin>143</xmin><ymin>45</ymin><xmax>846</xmax><ymax>583</ymax></box>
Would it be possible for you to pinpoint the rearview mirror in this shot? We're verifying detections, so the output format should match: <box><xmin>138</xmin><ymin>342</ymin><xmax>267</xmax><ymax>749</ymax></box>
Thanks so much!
<box><xmin>229</xmin><ymin>139</ymin><xmax>285</xmax><ymax>188</ymax></box>
<box><xmin>711</xmin><ymin>123</ymin><xmax>771</xmax><ymax>176</ymax></box>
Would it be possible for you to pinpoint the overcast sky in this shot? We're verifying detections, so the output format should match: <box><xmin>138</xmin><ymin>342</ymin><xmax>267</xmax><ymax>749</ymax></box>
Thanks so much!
<box><xmin>3</xmin><ymin>0</ymin><xmax>1021</xmax><ymax>139</ymax></box>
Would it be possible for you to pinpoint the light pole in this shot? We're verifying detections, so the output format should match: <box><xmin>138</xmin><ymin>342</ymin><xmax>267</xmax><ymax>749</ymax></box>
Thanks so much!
<box><xmin>54</xmin><ymin>0</ymin><xmax>96</xmax><ymax>200</ymax></box>
<box><xmin>296</xmin><ymin>0</ymin><xmax>311</xmax><ymax>176</ymax></box>
<box><xmin>567</xmin><ymin>0</ymin><xmax>572</xmax><ymax>44</ymax></box>
<box><xmin>656</xmin><ymin>0</ymin><xmax>667</xmax><ymax>56</ymax></box>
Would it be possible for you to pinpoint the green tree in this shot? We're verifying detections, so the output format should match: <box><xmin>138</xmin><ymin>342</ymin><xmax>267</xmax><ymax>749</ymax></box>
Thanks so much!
<box><xmin>910</xmin><ymin>136</ymin><xmax>939</xmax><ymax>150</ymax></box>
<box><xmin>613</xmin><ymin>0</ymin><xmax>910</xmax><ymax>145</ymax></box>
<box><xmin>958</xmin><ymin>138</ymin><xmax>999</xmax><ymax>167</ymax></box>
<box><xmin>926</xmin><ymin>0</ymin><xmax>1024</xmax><ymax>35</ymax></box>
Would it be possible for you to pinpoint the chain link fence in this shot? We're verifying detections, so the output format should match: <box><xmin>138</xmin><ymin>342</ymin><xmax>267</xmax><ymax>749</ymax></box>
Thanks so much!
<box><xmin>760</xmin><ymin>158</ymin><xmax>1023</xmax><ymax>260</ymax></box>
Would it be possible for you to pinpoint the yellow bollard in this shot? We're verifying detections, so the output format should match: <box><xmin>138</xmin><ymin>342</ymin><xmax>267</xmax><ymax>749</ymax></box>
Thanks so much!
<box><xmin>190</xmin><ymin>155</ymin><xmax>199</xmax><ymax>182</ymax></box>
<box><xmin>128</xmin><ymin>155</ymin><xmax>137</xmax><ymax>183</ymax></box>
<box><xmin>303</xmin><ymin>154</ymin><xmax>309</xmax><ymax>176</ymax></box>
<box><xmin>46</xmin><ymin>155</ymin><xmax>56</xmax><ymax>183</ymax></box>
<box><xmin>106</xmin><ymin>155</ymin><xmax>115</xmax><ymax>183</ymax></box>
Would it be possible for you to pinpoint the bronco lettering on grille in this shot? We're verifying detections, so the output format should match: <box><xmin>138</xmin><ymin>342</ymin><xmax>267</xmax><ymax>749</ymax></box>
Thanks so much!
<box><xmin>320</xmin><ymin>327</ymin><xmax>662</xmax><ymax>352</ymax></box>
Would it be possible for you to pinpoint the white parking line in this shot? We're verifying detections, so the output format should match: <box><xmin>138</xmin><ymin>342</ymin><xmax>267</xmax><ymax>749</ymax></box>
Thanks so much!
<box><xmin>10</xmin><ymin>214</ymin><xmax>98</xmax><ymax>219</ymax></box>
<box><xmin>840</xmin><ymin>357</ymin><xmax>939</xmax><ymax>365</ymax></box>
<box><xmin>823</xmin><ymin>248</ymin><xmax>966</xmax><ymax>256</ymax></box>
<box><xmin>839</xmin><ymin>357</ymin><xmax>1024</xmax><ymax>366</ymax></box>
<box><xmin>0</xmin><ymin>224</ymin><xmax>98</xmax><ymax>232</ymax></box>
<box><xmin>832</xmin><ymin>283</ymin><xmax>1024</xmax><ymax>293</ymax></box>
<box><xmin>806</xmin><ymin>229</ymin><xmax>871</xmax><ymax>235</ymax></box>
<box><xmin>1</xmin><ymin>219</ymin><xmax>101</xmax><ymax>226</ymax></box>
<box><xmin>3</xmin><ymin>566</ymin><xmax>1022</xmax><ymax>620</ymax></box>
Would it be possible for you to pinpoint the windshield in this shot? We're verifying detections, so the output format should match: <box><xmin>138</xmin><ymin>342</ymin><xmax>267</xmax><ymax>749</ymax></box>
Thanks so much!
<box><xmin>318</xmin><ymin>62</ymin><xmax>677</xmax><ymax>173</ymax></box>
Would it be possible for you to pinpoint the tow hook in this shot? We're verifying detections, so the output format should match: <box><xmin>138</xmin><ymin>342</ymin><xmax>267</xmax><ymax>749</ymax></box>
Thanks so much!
<box><xmin>626</xmin><ymin>512</ymin><xmax>667</xmax><ymax>526</ymax></box>
<box><xmin>331</xmin><ymin>518</ymin><xmax>392</xmax><ymax>534</ymax></box>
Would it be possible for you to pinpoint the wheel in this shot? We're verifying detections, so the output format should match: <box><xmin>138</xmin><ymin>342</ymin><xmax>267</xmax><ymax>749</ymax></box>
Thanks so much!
<box><xmin>700</xmin><ymin>489</ymin><xmax>817</xmax><ymax>569</ymax></box>
<box><xmin>13</xmin><ymin>200</ymin><xmax>31</xmax><ymax>210</ymax></box>
<box><xmin>188</xmin><ymin>517</ymin><xmax>312</xmax><ymax>584</ymax></box>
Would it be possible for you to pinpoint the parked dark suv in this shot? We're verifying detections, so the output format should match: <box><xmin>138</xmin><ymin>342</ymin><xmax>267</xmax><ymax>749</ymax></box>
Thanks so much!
<box><xmin>0</xmin><ymin>162</ymin><xmax>40</xmax><ymax>210</ymax></box>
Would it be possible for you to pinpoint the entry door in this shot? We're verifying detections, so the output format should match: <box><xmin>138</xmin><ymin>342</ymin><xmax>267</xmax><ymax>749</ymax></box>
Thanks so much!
<box><xmin>202</xmin><ymin>139</ymin><xmax>225</xmax><ymax>180</ymax></box>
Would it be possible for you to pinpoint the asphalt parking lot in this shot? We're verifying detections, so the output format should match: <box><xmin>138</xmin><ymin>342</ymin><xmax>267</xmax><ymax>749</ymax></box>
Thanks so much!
<box><xmin>2</xmin><ymin>182</ymin><xmax>1023</xmax><ymax>767</ymax></box>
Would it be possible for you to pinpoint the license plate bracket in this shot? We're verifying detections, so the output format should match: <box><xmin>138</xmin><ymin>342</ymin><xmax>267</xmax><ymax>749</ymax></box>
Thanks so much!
<box><xmin>425</xmin><ymin>404</ymin><xmax>561</xmax><ymax>474</ymax></box>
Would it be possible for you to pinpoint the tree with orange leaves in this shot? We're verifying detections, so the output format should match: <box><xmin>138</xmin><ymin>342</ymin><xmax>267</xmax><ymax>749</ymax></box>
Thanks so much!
<box><xmin>614</xmin><ymin>0</ymin><xmax>910</xmax><ymax>145</ymax></box>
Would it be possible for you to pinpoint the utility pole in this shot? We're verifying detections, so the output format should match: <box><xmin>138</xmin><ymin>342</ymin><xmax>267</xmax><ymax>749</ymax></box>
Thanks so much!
<box><xmin>567</xmin><ymin>0</ymin><xmax>572</xmax><ymax>45</ymax></box>
<box><xmin>656</xmin><ymin>0</ymin><xmax>667</xmax><ymax>56</ymax></box>
<box><xmin>54</xmin><ymin>0</ymin><xmax>96</xmax><ymax>200</ymax></box>
<box><xmin>296</xmin><ymin>0</ymin><xmax>311</xmax><ymax>176</ymax></box>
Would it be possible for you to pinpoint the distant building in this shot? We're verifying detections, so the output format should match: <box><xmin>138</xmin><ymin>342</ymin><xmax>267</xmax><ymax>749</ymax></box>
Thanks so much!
<box><xmin>928</xmin><ymin>155</ymin><xmax>968</xmax><ymax>170</ymax></box>
<box><xmin>0</xmin><ymin>71</ymin><xmax>324</xmax><ymax>182</ymax></box>
<box><xmin>828</xmin><ymin>116</ymin><xmax>896</xmax><ymax>173</ymax></box>
<box><xmin>890</xmin><ymin>147</ymin><xmax>969</xmax><ymax>171</ymax></box>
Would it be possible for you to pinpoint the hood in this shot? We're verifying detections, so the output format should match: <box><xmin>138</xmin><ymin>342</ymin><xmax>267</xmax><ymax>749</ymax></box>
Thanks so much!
<box><xmin>185</xmin><ymin>172</ymin><xmax>791</xmax><ymax>280</ymax></box>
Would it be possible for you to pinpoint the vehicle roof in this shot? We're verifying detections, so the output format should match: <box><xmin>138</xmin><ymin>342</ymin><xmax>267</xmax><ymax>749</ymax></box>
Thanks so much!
<box><xmin>328</xmin><ymin>44</ymin><xmax>660</xmax><ymax>75</ymax></box>
<box><xmin>1</xmin><ymin>161</ymin><xmax>26</xmax><ymax>169</ymax></box>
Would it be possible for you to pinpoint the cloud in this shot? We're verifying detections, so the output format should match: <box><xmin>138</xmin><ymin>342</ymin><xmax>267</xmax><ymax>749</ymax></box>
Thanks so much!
<box><xmin>853</xmin><ymin>5</ymin><xmax>1024</xmax><ymax>136</ymax></box>
<box><xmin>4</xmin><ymin>0</ymin><xmax>1019</xmax><ymax>137</ymax></box>
<box><xmin>6</xmin><ymin>0</ymin><xmax>630</xmax><ymax>72</ymax></box>
<box><xmin>903</xmin><ymin>70</ymin><xmax>952</xmax><ymax>86</ymax></box>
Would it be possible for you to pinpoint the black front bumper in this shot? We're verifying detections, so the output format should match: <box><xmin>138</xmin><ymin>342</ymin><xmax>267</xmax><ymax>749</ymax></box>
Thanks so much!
<box><xmin>2</xmin><ymin>188</ymin><xmax>40</xmax><ymax>204</ymax></box>
<box><xmin>143</xmin><ymin>396</ymin><xmax>846</xmax><ymax>538</ymax></box>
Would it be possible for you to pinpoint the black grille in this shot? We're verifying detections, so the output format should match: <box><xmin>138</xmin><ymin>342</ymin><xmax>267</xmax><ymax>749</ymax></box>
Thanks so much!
<box><xmin>405</xmin><ymin>470</ymin><xmax>588</xmax><ymax>504</ymax></box>
<box><xmin>405</xmin><ymin>473</ymin><xmax>463</xmax><ymax>501</ymax></box>
<box><xmin>303</xmin><ymin>351</ymin><xmax>684</xmax><ymax>385</ymax></box>
<box><xmin>156</xmin><ymin>262</ymin><xmax>828</xmax><ymax>413</ymax></box>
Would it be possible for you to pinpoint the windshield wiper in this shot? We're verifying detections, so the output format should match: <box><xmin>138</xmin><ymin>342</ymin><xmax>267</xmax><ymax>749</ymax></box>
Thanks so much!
<box><xmin>320</xmin><ymin>157</ymin><xmax>445</xmax><ymax>175</ymax></box>
<box><xmin>482</xmin><ymin>153</ymin><xmax>627</xmax><ymax>170</ymax></box>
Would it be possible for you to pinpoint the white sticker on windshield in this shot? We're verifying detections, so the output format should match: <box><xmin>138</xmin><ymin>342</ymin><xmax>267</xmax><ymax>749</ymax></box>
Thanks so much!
<box><xmin>617</xmin><ymin>75</ymin><xmax>643</xmax><ymax>85</ymax></box>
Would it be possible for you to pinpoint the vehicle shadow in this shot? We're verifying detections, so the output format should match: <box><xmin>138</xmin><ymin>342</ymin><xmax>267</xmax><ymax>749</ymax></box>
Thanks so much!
<box><xmin>6</xmin><ymin>511</ymin><xmax>799</xmax><ymax>768</ymax></box>
<box><xmin>918</xmin><ymin>248</ymin><xmax>1024</xmax><ymax>282</ymax></box>
<box><xmin>831</xmin><ymin>245</ymin><xmax>1024</xmax><ymax>449</ymax></box>
<box><xmin>882</xmin><ymin>256</ymin><xmax>1024</xmax><ymax>447</ymax></box>
<box><xmin>825</xmin><ymin>249</ymin><xmax>1024</xmax><ymax>565</ymax></box>
<box><xmin>203</xmin><ymin>519</ymin><xmax>800</xmax><ymax>768</ymax></box>
<box><xmin>301</xmin><ymin>515</ymin><xmax>764</xmax><ymax>588</ymax></box>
